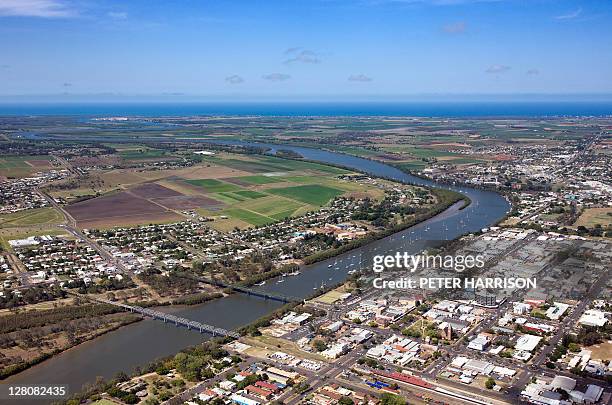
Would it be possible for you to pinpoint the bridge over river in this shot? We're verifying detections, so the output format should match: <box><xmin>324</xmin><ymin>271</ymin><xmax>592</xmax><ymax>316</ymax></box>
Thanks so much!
<box><xmin>178</xmin><ymin>273</ymin><xmax>303</xmax><ymax>304</ymax></box>
<box><xmin>78</xmin><ymin>295</ymin><xmax>241</xmax><ymax>338</ymax></box>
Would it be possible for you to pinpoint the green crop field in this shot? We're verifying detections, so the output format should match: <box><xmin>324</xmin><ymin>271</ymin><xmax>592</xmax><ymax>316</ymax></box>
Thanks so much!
<box><xmin>394</xmin><ymin>161</ymin><xmax>428</xmax><ymax>171</ymax></box>
<box><xmin>223</xmin><ymin>208</ymin><xmax>274</xmax><ymax>226</ymax></box>
<box><xmin>119</xmin><ymin>149</ymin><xmax>167</xmax><ymax>160</ymax></box>
<box><xmin>268</xmin><ymin>184</ymin><xmax>344</xmax><ymax>205</ymax></box>
<box><xmin>236</xmin><ymin>175</ymin><xmax>284</xmax><ymax>184</ymax></box>
<box><xmin>237</xmin><ymin>196</ymin><xmax>306</xmax><ymax>216</ymax></box>
<box><xmin>185</xmin><ymin>179</ymin><xmax>241</xmax><ymax>193</ymax></box>
<box><xmin>233</xmin><ymin>190</ymin><xmax>267</xmax><ymax>199</ymax></box>
<box><xmin>0</xmin><ymin>155</ymin><xmax>53</xmax><ymax>177</ymax></box>
<box><xmin>213</xmin><ymin>193</ymin><xmax>248</xmax><ymax>203</ymax></box>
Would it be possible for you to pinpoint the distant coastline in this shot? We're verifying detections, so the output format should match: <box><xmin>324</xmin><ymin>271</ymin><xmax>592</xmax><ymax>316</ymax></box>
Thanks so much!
<box><xmin>0</xmin><ymin>101</ymin><xmax>611</xmax><ymax>117</ymax></box>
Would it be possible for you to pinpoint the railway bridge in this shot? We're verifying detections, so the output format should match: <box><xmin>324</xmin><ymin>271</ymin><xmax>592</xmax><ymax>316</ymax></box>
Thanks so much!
<box><xmin>180</xmin><ymin>274</ymin><xmax>303</xmax><ymax>304</ymax></box>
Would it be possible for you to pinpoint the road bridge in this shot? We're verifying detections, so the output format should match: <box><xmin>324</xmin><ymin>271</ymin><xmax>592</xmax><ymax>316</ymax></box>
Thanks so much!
<box><xmin>83</xmin><ymin>295</ymin><xmax>240</xmax><ymax>338</ymax></box>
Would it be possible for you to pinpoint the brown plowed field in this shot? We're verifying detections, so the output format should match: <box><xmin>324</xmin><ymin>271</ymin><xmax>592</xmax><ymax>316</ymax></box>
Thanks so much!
<box><xmin>129</xmin><ymin>183</ymin><xmax>182</xmax><ymax>198</ymax></box>
<box><xmin>66</xmin><ymin>191</ymin><xmax>182</xmax><ymax>228</ymax></box>
<box><xmin>152</xmin><ymin>195</ymin><xmax>223</xmax><ymax>210</ymax></box>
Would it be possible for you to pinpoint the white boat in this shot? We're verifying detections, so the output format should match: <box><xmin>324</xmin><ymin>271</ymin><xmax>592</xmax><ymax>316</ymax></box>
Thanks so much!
<box><xmin>327</xmin><ymin>264</ymin><xmax>333</xmax><ymax>268</ymax></box>
<box><xmin>255</xmin><ymin>281</ymin><xmax>266</xmax><ymax>286</ymax></box>
<box><xmin>276</xmin><ymin>278</ymin><xmax>284</xmax><ymax>283</ymax></box>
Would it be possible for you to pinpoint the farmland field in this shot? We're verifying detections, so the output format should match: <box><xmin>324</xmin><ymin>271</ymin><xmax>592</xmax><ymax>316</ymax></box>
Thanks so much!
<box><xmin>267</xmin><ymin>184</ymin><xmax>344</xmax><ymax>205</ymax></box>
<box><xmin>0</xmin><ymin>208</ymin><xmax>64</xmax><ymax>228</ymax></box>
<box><xmin>0</xmin><ymin>155</ymin><xmax>54</xmax><ymax>178</ymax></box>
<box><xmin>119</xmin><ymin>149</ymin><xmax>167</xmax><ymax>160</ymax></box>
<box><xmin>185</xmin><ymin>179</ymin><xmax>241</xmax><ymax>193</ymax></box>
<box><xmin>222</xmin><ymin>208</ymin><xmax>274</xmax><ymax>226</ymax></box>
<box><xmin>65</xmin><ymin>191</ymin><xmax>183</xmax><ymax>228</ymax></box>
<box><xmin>233</xmin><ymin>175</ymin><xmax>284</xmax><ymax>185</ymax></box>
<box><xmin>574</xmin><ymin>207</ymin><xmax>612</xmax><ymax>227</ymax></box>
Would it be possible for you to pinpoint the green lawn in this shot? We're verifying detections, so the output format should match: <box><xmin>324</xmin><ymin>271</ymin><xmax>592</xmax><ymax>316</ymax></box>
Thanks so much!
<box><xmin>0</xmin><ymin>208</ymin><xmax>64</xmax><ymax>228</ymax></box>
<box><xmin>223</xmin><ymin>208</ymin><xmax>274</xmax><ymax>226</ymax></box>
<box><xmin>267</xmin><ymin>184</ymin><xmax>344</xmax><ymax>205</ymax></box>
<box><xmin>185</xmin><ymin>179</ymin><xmax>241</xmax><ymax>193</ymax></box>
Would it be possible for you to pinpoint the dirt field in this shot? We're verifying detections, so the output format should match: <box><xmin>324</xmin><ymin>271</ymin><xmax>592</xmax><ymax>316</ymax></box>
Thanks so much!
<box><xmin>26</xmin><ymin>159</ymin><xmax>54</xmax><ymax>168</ymax></box>
<box><xmin>65</xmin><ymin>191</ymin><xmax>183</xmax><ymax>228</ymax></box>
<box><xmin>574</xmin><ymin>207</ymin><xmax>612</xmax><ymax>227</ymax></box>
<box><xmin>128</xmin><ymin>183</ymin><xmax>182</xmax><ymax>198</ymax></box>
<box><xmin>587</xmin><ymin>341</ymin><xmax>612</xmax><ymax>361</ymax></box>
<box><xmin>152</xmin><ymin>195</ymin><xmax>223</xmax><ymax>210</ymax></box>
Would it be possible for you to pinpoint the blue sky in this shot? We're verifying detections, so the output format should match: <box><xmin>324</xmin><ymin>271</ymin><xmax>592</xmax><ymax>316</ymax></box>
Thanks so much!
<box><xmin>0</xmin><ymin>0</ymin><xmax>611</xmax><ymax>100</ymax></box>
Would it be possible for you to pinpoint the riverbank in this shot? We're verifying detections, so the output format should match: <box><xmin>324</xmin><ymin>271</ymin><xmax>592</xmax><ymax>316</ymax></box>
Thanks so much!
<box><xmin>5</xmin><ymin>141</ymin><xmax>509</xmax><ymax>392</ymax></box>
<box><xmin>303</xmin><ymin>188</ymin><xmax>469</xmax><ymax>265</ymax></box>
<box><xmin>0</xmin><ymin>309</ymin><xmax>141</xmax><ymax>379</ymax></box>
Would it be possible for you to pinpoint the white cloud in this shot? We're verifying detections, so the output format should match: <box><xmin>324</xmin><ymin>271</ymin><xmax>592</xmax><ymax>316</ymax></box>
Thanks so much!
<box><xmin>348</xmin><ymin>74</ymin><xmax>373</xmax><ymax>82</ymax></box>
<box><xmin>108</xmin><ymin>11</ymin><xmax>128</xmax><ymax>20</ymax></box>
<box><xmin>0</xmin><ymin>0</ymin><xmax>75</xmax><ymax>18</ymax></box>
<box><xmin>485</xmin><ymin>64</ymin><xmax>511</xmax><ymax>74</ymax></box>
<box><xmin>284</xmin><ymin>48</ymin><xmax>321</xmax><ymax>64</ymax></box>
<box><xmin>262</xmin><ymin>73</ymin><xmax>291</xmax><ymax>82</ymax></box>
<box><xmin>526</xmin><ymin>69</ymin><xmax>539</xmax><ymax>75</ymax></box>
<box><xmin>225</xmin><ymin>75</ymin><xmax>244</xmax><ymax>84</ymax></box>
<box><xmin>555</xmin><ymin>7</ymin><xmax>582</xmax><ymax>20</ymax></box>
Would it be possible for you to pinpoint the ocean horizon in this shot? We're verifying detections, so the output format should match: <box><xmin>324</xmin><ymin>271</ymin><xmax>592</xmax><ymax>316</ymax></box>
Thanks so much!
<box><xmin>0</xmin><ymin>101</ymin><xmax>611</xmax><ymax>117</ymax></box>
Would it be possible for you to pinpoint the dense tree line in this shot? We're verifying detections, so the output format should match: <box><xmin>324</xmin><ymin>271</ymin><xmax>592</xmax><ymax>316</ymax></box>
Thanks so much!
<box><xmin>0</xmin><ymin>303</ymin><xmax>121</xmax><ymax>334</ymax></box>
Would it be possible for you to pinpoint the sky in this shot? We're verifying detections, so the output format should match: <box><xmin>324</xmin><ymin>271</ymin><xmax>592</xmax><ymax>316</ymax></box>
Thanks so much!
<box><xmin>0</xmin><ymin>0</ymin><xmax>611</xmax><ymax>101</ymax></box>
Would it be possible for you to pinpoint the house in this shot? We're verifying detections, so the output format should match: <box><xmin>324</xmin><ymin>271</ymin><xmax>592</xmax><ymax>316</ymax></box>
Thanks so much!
<box><xmin>515</xmin><ymin>334</ymin><xmax>542</xmax><ymax>352</ymax></box>
<box><xmin>578</xmin><ymin>309</ymin><xmax>608</xmax><ymax>327</ymax></box>
<box><xmin>467</xmin><ymin>334</ymin><xmax>489</xmax><ymax>351</ymax></box>
<box><xmin>231</xmin><ymin>394</ymin><xmax>261</xmax><ymax>405</ymax></box>
<box><xmin>245</xmin><ymin>385</ymin><xmax>273</xmax><ymax>400</ymax></box>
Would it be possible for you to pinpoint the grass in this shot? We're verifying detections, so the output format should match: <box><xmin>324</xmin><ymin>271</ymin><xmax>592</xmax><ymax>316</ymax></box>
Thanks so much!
<box><xmin>574</xmin><ymin>207</ymin><xmax>612</xmax><ymax>227</ymax></box>
<box><xmin>271</xmin><ymin>208</ymin><xmax>299</xmax><ymax>220</ymax></box>
<box><xmin>0</xmin><ymin>155</ymin><xmax>53</xmax><ymax>177</ymax></box>
<box><xmin>394</xmin><ymin>161</ymin><xmax>428</xmax><ymax>171</ymax></box>
<box><xmin>267</xmin><ymin>184</ymin><xmax>344</xmax><ymax>206</ymax></box>
<box><xmin>185</xmin><ymin>178</ymin><xmax>241</xmax><ymax>193</ymax></box>
<box><xmin>216</xmin><ymin>155</ymin><xmax>349</xmax><ymax>175</ymax></box>
<box><xmin>91</xmin><ymin>400</ymin><xmax>117</xmax><ymax>405</ymax></box>
<box><xmin>222</xmin><ymin>208</ymin><xmax>275</xmax><ymax>226</ymax></box>
<box><xmin>244</xmin><ymin>335</ymin><xmax>328</xmax><ymax>363</ymax></box>
<box><xmin>119</xmin><ymin>149</ymin><xmax>166</xmax><ymax>160</ymax></box>
<box><xmin>0</xmin><ymin>208</ymin><xmax>64</xmax><ymax>228</ymax></box>
<box><xmin>0</xmin><ymin>228</ymin><xmax>68</xmax><ymax>251</ymax></box>
<box><xmin>238</xmin><ymin>195</ymin><xmax>297</xmax><ymax>212</ymax></box>
<box><xmin>235</xmin><ymin>175</ymin><xmax>284</xmax><ymax>185</ymax></box>
<box><xmin>213</xmin><ymin>193</ymin><xmax>247</xmax><ymax>204</ymax></box>
<box><xmin>233</xmin><ymin>190</ymin><xmax>267</xmax><ymax>199</ymax></box>
<box><xmin>313</xmin><ymin>285</ymin><xmax>350</xmax><ymax>304</ymax></box>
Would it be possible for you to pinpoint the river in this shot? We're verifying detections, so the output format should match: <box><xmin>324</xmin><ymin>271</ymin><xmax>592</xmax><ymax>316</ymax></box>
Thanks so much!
<box><xmin>5</xmin><ymin>141</ymin><xmax>510</xmax><ymax>396</ymax></box>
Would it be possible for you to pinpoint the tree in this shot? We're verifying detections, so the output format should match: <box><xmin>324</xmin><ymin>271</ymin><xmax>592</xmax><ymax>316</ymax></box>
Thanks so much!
<box><xmin>485</xmin><ymin>377</ymin><xmax>496</xmax><ymax>390</ymax></box>
<box><xmin>380</xmin><ymin>393</ymin><xmax>406</xmax><ymax>405</ymax></box>
<box><xmin>339</xmin><ymin>396</ymin><xmax>354</xmax><ymax>405</ymax></box>
<box><xmin>312</xmin><ymin>339</ymin><xmax>328</xmax><ymax>352</ymax></box>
